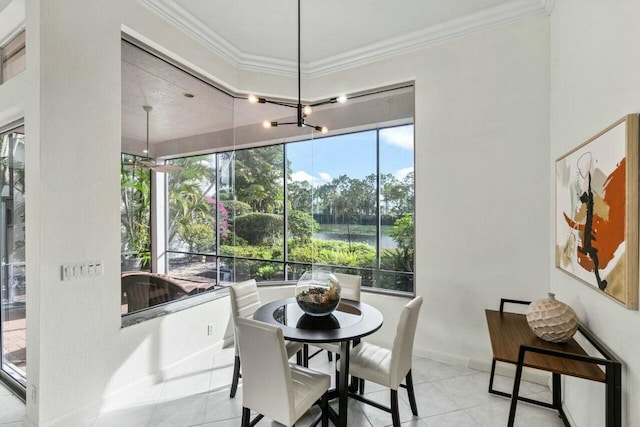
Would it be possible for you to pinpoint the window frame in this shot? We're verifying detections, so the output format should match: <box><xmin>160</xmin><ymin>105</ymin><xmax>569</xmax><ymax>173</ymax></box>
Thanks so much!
<box><xmin>0</xmin><ymin>118</ymin><xmax>27</xmax><ymax>398</ymax></box>
<box><xmin>0</xmin><ymin>29</ymin><xmax>26</xmax><ymax>85</ymax></box>
<box><xmin>164</xmin><ymin>123</ymin><xmax>415</xmax><ymax>295</ymax></box>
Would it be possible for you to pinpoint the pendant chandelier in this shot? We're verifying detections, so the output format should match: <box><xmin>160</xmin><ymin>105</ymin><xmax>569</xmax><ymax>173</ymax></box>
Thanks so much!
<box><xmin>249</xmin><ymin>0</ymin><xmax>347</xmax><ymax>133</ymax></box>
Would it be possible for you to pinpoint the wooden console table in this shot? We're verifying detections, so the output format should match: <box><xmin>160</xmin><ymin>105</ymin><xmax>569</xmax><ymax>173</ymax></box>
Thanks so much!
<box><xmin>485</xmin><ymin>299</ymin><xmax>621</xmax><ymax>427</ymax></box>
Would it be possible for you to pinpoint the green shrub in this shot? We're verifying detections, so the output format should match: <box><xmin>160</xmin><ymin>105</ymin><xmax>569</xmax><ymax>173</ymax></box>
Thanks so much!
<box><xmin>288</xmin><ymin>210</ymin><xmax>319</xmax><ymax>242</ymax></box>
<box><xmin>288</xmin><ymin>238</ymin><xmax>376</xmax><ymax>268</ymax></box>
<box><xmin>220</xmin><ymin>244</ymin><xmax>282</xmax><ymax>261</ymax></box>
<box><xmin>234</xmin><ymin>212</ymin><xmax>283</xmax><ymax>245</ymax></box>
<box><xmin>256</xmin><ymin>264</ymin><xmax>278</xmax><ymax>280</ymax></box>
<box><xmin>220</xmin><ymin>232</ymin><xmax>247</xmax><ymax>247</ymax></box>
<box><xmin>221</xmin><ymin>200</ymin><xmax>252</xmax><ymax>216</ymax></box>
<box><xmin>387</xmin><ymin>213</ymin><xmax>414</xmax><ymax>272</ymax></box>
<box><xmin>178</xmin><ymin>220</ymin><xmax>216</xmax><ymax>253</ymax></box>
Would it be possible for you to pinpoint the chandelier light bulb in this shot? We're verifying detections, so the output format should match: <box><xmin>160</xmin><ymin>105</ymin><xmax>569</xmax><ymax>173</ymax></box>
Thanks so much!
<box><xmin>142</xmin><ymin>149</ymin><xmax>149</xmax><ymax>154</ymax></box>
<box><xmin>321</xmin><ymin>126</ymin><xmax>328</xmax><ymax>134</ymax></box>
<box><xmin>248</xmin><ymin>94</ymin><xmax>259</xmax><ymax>104</ymax></box>
<box><xmin>303</xmin><ymin>105</ymin><xmax>312</xmax><ymax>116</ymax></box>
<box><xmin>262</xmin><ymin>120</ymin><xmax>272</xmax><ymax>128</ymax></box>
<box><xmin>336</xmin><ymin>94</ymin><xmax>347</xmax><ymax>104</ymax></box>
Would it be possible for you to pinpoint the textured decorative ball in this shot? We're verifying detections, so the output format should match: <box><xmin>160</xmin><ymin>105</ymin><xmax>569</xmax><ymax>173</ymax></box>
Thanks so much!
<box><xmin>526</xmin><ymin>293</ymin><xmax>578</xmax><ymax>343</ymax></box>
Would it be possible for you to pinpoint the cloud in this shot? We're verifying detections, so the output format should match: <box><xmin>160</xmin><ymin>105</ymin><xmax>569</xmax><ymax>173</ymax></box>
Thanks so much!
<box><xmin>291</xmin><ymin>170</ymin><xmax>333</xmax><ymax>186</ymax></box>
<box><xmin>382</xmin><ymin>126</ymin><xmax>414</xmax><ymax>150</ymax></box>
<box><xmin>394</xmin><ymin>167</ymin><xmax>414</xmax><ymax>180</ymax></box>
<box><xmin>318</xmin><ymin>172</ymin><xmax>332</xmax><ymax>183</ymax></box>
<box><xmin>291</xmin><ymin>170</ymin><xmax>314</xmax><ymax>183</ymax></box>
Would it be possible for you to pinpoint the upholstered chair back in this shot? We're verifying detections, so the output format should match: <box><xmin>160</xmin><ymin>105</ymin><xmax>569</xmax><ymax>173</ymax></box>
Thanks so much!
<box><xmin>236</xmin><ymin>317</ymin><xmax>295</xmax><ymax>426</ymax></box>
<box><xmin>229</xmin><ymin>279</ymin><xmax>262</xmax><ymax>355</ymax></box>
<box><xmin>333</xmin><ymin>273</ymin><xmax>362</xmax><ymax>302</ymax></box>
<box><xmin>390</xmin><ymin>296</ymin><xmax>423</xmax><ymax>389</ymax></box>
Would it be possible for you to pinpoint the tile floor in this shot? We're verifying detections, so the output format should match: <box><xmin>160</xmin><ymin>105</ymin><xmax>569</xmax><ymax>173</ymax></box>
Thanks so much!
<box><xmin>0</xmin><ymin>346</ymin><xmax>566</xmax><ymax>426</ymax></box>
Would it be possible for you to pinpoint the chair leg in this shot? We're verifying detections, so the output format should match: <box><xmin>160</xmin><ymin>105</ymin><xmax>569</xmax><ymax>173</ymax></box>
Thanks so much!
<box><xmin>359</xmin><ymin>378</ymin><xmax>365</xmax><ymax>394</ymax></box>
<box><xmin>303</xmin><ymin>344</ymin><xmax>309</xmax><ymax>368</ymax></box>
<box><xmin>406</xmin><ymin>370</ymin><xmax>418</xmax><ymax>416</ymax></box>
<box><xmin>230</xmin><ymin>355</ymin><xmax>241</xmax><ymax>398</ymax></box>
<box><xmin>322</xmin><ymin>391</ymin><xmax>329</xmax><ymax>427</ymax></box>
<box><xmin>327</xmin><ymin>351</ymin><xmax>333</xmax><ymax>362</ymax></box>
<box><xmin>296</xmin><ymin>349</ymin><xmax>303</xmax><ymax>366</ymax></box>
<box><xmin>241</xmin><ymin>407</ymin><xmax>250</xmax><ymax>427</ymax></box>
<box><xmin>391</xmin><ymin>389</ymin><xmax>401</xmax><ymax>427</ymax></box>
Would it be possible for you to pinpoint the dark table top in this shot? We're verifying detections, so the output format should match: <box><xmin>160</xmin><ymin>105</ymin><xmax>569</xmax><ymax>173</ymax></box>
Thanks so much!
<box><xmin>254</xmin><ymin>297</ymin><xmax>383</xmax><ymax>343</ymax></box>
<box><xmin>485</xmin><ymin>309</ymin><xmax>606</xmax><ymax>382</ymax></box>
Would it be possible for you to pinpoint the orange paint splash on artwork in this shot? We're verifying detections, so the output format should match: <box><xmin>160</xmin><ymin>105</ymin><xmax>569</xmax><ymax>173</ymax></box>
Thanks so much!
<box><xmin>563</xmin><ymin>158</ymin><xmax>625</xmax><ymax>272</ymax></box>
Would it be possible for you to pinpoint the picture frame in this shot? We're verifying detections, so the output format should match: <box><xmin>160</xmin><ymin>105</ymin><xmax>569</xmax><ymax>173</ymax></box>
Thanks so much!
<box><xmin>555</xmin><ymin>114</ymin><xmax>639</xmax><ymax>309</ymax></box>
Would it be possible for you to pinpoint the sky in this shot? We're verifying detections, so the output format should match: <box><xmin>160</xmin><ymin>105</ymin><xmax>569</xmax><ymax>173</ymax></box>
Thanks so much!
<box><xmin>287</xmin><ymin>124</ymin><xmax>414</xmax><ymax>186</ymax></box>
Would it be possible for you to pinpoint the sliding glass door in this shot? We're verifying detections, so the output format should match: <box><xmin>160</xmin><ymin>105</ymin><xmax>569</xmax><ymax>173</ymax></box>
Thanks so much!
<box><xmin>0</xmin><ymin>121</ymin><xmax>26</xmax><ymax>387</ymax></box>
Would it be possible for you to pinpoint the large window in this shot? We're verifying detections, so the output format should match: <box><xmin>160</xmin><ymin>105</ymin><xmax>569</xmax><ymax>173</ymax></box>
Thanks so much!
<box><xmin>0</xmin><ymin>122</ymin><xmax>26</xmax><ymax>388</ymax></box>
<box><xmin>121</xmin><ymin>40</ymin><xmax>414</xmax><ymax>319</ymax></box>
<box><xmin>0</xmin><ymin>30</ymin><xmax>25</xmax><ymax>85</ymax></box>
<box><xmin>166</xmin><ymin>124</ymin><xmax>414</xmax><ymax>293</ymax></box>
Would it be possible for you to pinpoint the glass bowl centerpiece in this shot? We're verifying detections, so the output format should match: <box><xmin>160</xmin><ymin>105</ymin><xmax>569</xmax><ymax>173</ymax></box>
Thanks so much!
<box><xmin>295</xmin><ymin>271</ymin><xmax>342</xmax><ymax>316</ymax></box>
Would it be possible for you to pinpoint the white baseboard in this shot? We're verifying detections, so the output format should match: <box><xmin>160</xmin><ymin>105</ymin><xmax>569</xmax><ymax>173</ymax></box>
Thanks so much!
<box><xmin>414</xmin><ymin>345</ymin><xmax>549</xmax><ymax>385</ymax></box>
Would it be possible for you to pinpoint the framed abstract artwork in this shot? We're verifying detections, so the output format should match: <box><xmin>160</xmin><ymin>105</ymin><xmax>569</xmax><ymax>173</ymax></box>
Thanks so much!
<box><xmin>555</xmin><ymin>114</ymin><xmax>639</xmax><ymax>309</ymax></box>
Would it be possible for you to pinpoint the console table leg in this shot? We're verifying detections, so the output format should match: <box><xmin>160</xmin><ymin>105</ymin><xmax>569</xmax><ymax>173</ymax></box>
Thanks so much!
<box><xmin>552</xmin><ymin>373</ymin><xmax>561</xmax><ymax>409</ymax></box>
<box><xmin>607</xmin><ymin>363</ymin><xmax>622</xmax><ymax>427</ymax></box>
<box><xmin>508</xmin><ymin>348</ymin><xmax>526</xmax><ymax>427</ymax></box>
<box><xmin>488</xmin><ymin>359</ymin><xmax>498</xmax><ymax>393</ymax></box>
<box><xmin>552</xmin><ymin>373</ymin><xmax>571</xmax><ymax>427</ymax></box>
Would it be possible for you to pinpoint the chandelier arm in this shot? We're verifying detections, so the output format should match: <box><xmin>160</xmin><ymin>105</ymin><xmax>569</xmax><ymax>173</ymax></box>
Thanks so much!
<box><xmin>262</xmin><ymin>99</ymin><xmax>298</xmax><ymax>109</ymax></box>
<box><xmin>309</xmin><ymin>98</ymin><xmax>340</xmax><ymax>107</ymax></box>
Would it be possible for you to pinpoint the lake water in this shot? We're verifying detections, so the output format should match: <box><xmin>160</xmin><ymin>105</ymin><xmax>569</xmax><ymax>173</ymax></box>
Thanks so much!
<box><xmin>314</xmin><ymin>232</ymin><xmax>396</xmax><ymax>248</ymax></box>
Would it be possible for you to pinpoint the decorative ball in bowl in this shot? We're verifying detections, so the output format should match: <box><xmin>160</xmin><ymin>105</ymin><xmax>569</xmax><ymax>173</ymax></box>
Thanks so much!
<box><xmin>295</xmin><ymin>271</ymin><xmax>342</xmax><ymax>317</ymax></box>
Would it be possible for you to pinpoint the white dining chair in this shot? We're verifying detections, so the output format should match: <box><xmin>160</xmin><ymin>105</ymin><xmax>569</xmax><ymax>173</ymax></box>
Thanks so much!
<box><xmin>338</xmin><ymin>296</ymin><xmax>423</xmax><ymax>427</ymax></box>
<box><xmin>229</xmin><ymin>279</ymin><xmax>304</xmax><ymax>398</ymax></box>
<box><xmin>308</xmin><ymin>272</ymin><xmax>362</xmax><ymax>362</ymax></box>
<box><xmin>236</xmin><ymin>317</ymin><xmax>330</xmax><ymax>427</ymax></box>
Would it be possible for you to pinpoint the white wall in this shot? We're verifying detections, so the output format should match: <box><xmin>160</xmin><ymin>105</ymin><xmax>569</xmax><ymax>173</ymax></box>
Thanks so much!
<box><xmin>550</xmin><ymin>1</ymin><xmax>640</xmax><ymax>426</ymax></box>
<box><xmin>311</xmin><ymin>17</ymin><xmax>551</xmax><ymax>363</ymax></box>
<box><xmin>6</xmin><ymin>1</ymin><xmax>551</xmax><ymax>424</ymax></box>
<box><xmin>264</xmin><ymin>17</ymin><xmax>551</xmax><ymax>366</ymax></box>
<box><xmin>19</xmin><ymin>2</ymin><xmax>233</xmax><ymax>426</ymax></box>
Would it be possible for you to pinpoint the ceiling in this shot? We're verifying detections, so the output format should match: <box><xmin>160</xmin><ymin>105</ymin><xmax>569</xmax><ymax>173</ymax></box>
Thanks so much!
<box><xmin>0</xmin><ymin>0</ymin><xmax>11</xmax><ymax>14</ymax></box>
<box><xmin>122</xmin><ymin>40</ymin><xmax>413</xmax><ymax>156</ymax></box>
<box><xmin>140</xmin><ymin>0</ymin><xmax>553</xmax><ymax>76</ymax></box>
<box><xmin>122</xmin><ymin>40</ymin><xmax>310</xmax><ymax>147</ymax></box>
<box><xmin>124</xmin><ymin>0</ymin><xmax>553</xmax><ymax>156</ymax></box>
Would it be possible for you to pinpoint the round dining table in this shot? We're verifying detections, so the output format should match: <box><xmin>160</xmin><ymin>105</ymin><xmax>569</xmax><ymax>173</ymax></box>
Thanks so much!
<box><xmin>254</xmin><ymin>297</ymin><xmax>383</xmax><ymax>427</ymax></box>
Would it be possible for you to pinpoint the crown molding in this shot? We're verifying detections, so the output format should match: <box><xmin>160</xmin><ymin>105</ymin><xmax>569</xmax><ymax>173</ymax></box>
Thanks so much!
<box><xmin>138</xmin><ymin>0</ymin><xmax>547</xmax><ymax>78</ymax></box>
<box><xmin>309</xmin><ymin>0</ymin><xmax>547</xmax><ymax>77</ymax></box>
<box><xmin>541</xmin><ymin>0</ymin><xmax>556</xmax><ymax>14</ymax></box>
<box><xmin>137</xmin><ymin>0</ymin><xmax>303</xmax><ymax>77</ymax></box>
<box><xmin>137</xmin><ymin>0</ymin><xmax>242</xmax><ymax>68</ymax></box>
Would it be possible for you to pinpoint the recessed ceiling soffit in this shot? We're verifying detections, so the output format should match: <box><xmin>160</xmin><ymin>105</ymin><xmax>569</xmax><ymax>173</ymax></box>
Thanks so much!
<box><xmin>137</xmin><ymin>0</ymin><xmax>553</xmax><ymax>78</ymax></box>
